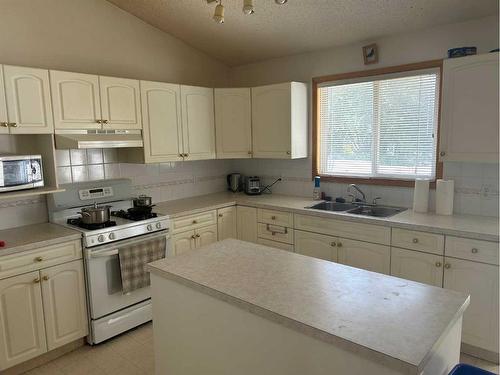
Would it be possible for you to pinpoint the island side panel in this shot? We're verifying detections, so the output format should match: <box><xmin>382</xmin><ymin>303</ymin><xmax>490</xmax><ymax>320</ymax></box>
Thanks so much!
<box><xmin>150</xmin><ymin>274</ymin><xmax>414</xmax><ymax>375</ymax></box>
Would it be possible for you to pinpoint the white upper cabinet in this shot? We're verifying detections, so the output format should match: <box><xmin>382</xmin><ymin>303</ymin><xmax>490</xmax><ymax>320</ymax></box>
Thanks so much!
<box><xmin>2</xmin><ymin>66</ymin><xmax>54</xmax><ymax>134</ymax></box>
<box><xmin>251</xmin><ymin>82</ymin><xmax>307</xmax><ymax>159</ymax></box>
<box><xmin>0</xmin><ymin>66</ymin><xmax>7</xmax><ymax>134</ymax></box>
<box><xmin>50</xmin><ymin>70</ymin><xmax>102</xmax><ymax>130</ymax></box>
<box><xmin>214</xmin><ymin>88</ymin><xmax>252</xmax><ymax>159</ymax></box>
<box><xmin>180</xmin><ymin>85</ymin><xmax>216</xmax><ymax>160</ymax></box>
<box><xmin>440</xmin><ymin>53</ymin><xmax>499</xmax><ymax>162</ymax></box>
<box><xmin>140</xmin><ymin>81</ymin><xmax>183</xmax><ymax>162</ymax></box>
<box><xmin>99</xmin><ymin>76</ymin><xmax>142</xmax><ymax>130</ymax></box>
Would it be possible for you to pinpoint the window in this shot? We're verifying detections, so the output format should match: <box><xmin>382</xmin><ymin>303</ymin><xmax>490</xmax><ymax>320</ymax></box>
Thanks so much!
<box><xmin>313</xmin><ymin>61</ymin><xmax>442</xmax><ymax>186</ymax></box>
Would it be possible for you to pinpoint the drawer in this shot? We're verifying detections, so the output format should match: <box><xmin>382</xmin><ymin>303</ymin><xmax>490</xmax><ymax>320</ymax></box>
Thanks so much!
<box><xmin>294</xmin><ymin>214</ymin><xmax>390</xmax><ymax>245</ymax></box>
<box><xmin>257</xmin><ymin>238</ymin><xmax>294</xmax><ymax>252</ymax></box>
<box><xmin>392</xmin><ymin>228</ymin><xmax>444</xmax><ymax>255</ymax></box>
<box><xmin>257</xmin><ymin>223</ymin><xmax>293</xmax><ymax>244</ymax></box>
<box><xmin>0</xmin><ymin>240</ymin><xmax>82</xmax><ymax>280</ymax></box>
<box><xmin>257</xmin><ymin>209</ymin><xmax>293</xmax><ymax>227</ymax></box>
<box><xmin>171</xmin><ymin>210</ymin><xmax>217</xmax><ymax>234</ymax></box>
<box><xmin>445</xmin><ymin>236</ymin><xmax>499</xmax><ymax>265</ymax></box>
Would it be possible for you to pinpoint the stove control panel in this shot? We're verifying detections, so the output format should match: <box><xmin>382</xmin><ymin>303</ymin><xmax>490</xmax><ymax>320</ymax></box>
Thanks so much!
<box><xmin>79</xmin><ymin>187</ymin><xmax>114</xmax><ymax>201</ymax></box>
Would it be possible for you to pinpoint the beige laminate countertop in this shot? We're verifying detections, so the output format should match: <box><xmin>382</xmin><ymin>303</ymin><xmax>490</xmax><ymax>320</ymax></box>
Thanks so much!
<box><xmin>154</xmin><ymin>192</ymin><xmax>499</xmax><ymax>241</ymax></box>
<box><xmin>148</xmin><ymin>239</ymin><xmax>470</xmax><ymax>373</ymax></box>
<box><xmin>0</xmin><ymin>223</ymin><xmax>81</xmax><ymax>257</ymax></box>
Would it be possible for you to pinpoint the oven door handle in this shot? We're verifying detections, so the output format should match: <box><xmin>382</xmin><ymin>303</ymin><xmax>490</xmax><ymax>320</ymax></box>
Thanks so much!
<box><xmin>90</xmin><ymin>249</ymin><xmax>119</xmax><ymax>258</ymax></box>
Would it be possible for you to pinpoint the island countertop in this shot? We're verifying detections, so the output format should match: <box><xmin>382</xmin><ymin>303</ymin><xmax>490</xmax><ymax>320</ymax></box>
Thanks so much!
<box><xmin>148</xmin><ymin>239</ymin><xmax>470</xmax><ymax>373</ymax></box>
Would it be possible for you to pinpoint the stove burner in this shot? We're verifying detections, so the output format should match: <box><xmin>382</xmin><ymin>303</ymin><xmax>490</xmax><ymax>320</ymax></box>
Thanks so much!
<box><xmin>67</xmin><ymin>218</ymin><xmax>117</xmax><ymax>230</ymax></box>
<box><xmin>111</xmin><ymin>209</ymin><xmax>158</xmax><ymax>221</ymax></box>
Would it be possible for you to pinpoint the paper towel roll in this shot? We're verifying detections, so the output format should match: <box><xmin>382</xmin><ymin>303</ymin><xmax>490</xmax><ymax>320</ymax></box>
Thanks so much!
<box><xmin>436</xmin><ymin>179</ymin><xmax>454</xmax><ymax>216</ymax></box>
<box><xmin>413</xmin><ymin>179</ymin><xmax>430</xmax><ymax>213</ymax></box>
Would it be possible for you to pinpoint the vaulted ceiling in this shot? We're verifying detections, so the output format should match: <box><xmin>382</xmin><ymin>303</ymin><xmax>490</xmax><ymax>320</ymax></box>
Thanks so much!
<box><xmin>107</xmin><ymin>0</ymin><xmax>498</xmax><ymax>66</ymax></box>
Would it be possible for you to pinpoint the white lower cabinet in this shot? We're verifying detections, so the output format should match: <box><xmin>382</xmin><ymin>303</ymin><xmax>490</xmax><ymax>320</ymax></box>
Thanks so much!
<box><xmin>0</xmin><ymin>271</ymin><xmax>47</xmax><ymax>370</ymax></box>
<box><xmin>217</xmin><ymin>207</ymin><xmax>237</xmax><ymax>240</ymax></box>
<box><xmin>443</xmin><ymin>257</ymin><xmax>499</xmax><ymax>354</ymax></box>
<box><xmin>257</xmin><ymin>238</ymin><xmax>294</xmax><ymax>252</ymax></box>
<box><xmin>390</xmin><ymin>247</ymin><xmax>444</xmax><ymax>287</ymax></box>
<box><xmin>196</xmin><ymin>225</ymin><xmax>218</xmax><ymax>248</ymax></box>
<box><xmin>294</xmin><ymin>230</ymin><xmax>338</xmax><ymax>262</ymax></box>
<box><xmin>236</xmin><ymin>206</ymin><xmax>257</xmax><ymax>243</ymax></box>
<box><xmin>337</xmin><ymin>238</ymin><xmax>391</xmax><ymax>275</ymax></box>
<box><xmin>40</xmin><ymin>261</ymin><xmax>88</xmax><ymax>350</ymax></box>
<box><xmin>171</xmin><ymin>225</ymin><xmax>218</xmax><ymax>256</ymax></box>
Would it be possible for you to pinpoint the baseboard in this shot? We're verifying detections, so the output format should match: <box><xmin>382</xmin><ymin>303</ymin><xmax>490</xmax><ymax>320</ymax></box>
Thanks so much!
<box><xmin>462</xmin><ymin>343</ymin><xmax>499</xmax><ymax>364</ymax></box>
<box><xmin>3</xmin><ymin>338</ymin><xmax>86</xmax><ymax>375</ymax></box>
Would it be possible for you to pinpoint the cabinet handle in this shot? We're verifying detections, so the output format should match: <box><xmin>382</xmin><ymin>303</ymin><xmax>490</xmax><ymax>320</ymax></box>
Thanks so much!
<box><xmin>191</xmin><ymin>235</ymin><xmax>196</xmax><ymax>239</ymax></box>
<box><xmin>440</xmin><ymin>151</ymin><xmax>446</xmax><ymax>157</ymax></box>
<box><xmin>192</xmin><ymin>220</ymin><xmax>197</xmax><ymax>224</ymax></box>
<box><xmin>0</xmin><ymin>122</ymin><xmax>8</xmax><ymax>127</ymax></box>
<box><xmin>435</xmin><ymin>262</ymin><xmax>442</xmax><ymax>267</ymax></box>
<box><xmin>271</xmin><ymin>216</ymin><xmax>276</xmax><ymax>220</ymax></box>
<box><xmin>412</xmin><ymin>238</ymin><xmax>419</xmax><ymax>244</ymax></box>
<box><xmin>337</xmin><ymin>242</ymin><xmax>343</xmax><ymax>247</ymax></box>
<box><xmin>195</xmin><ymin>234</ymin><xmax>200</xmax><ymax>238</ymax></box>
<box><xmin>102</xmin><ymin>119</ymin><xmax>109</xmax><ymax>124</ymax></box>
<box><xmin>183</xmin><ymin>153</ymin><xmax>189</xmax><ymax>157</ymax></box>
<box><xmin>444</xmin><ymin>263</ymin><xmax>451</xmax><ymax>269</ymax></box>
<box><xmin>247</xmin><ymin>151</ymin><xmax>252</xmax><ymax>155</ymax></box>
<box><xmin>179</xmin><ymin>153</ymin><xmax>183</xmax><ymax>157</ymax></box>
<box><xmin>33</xmin><ymin>278</ymin><xmax>40</xmax><ymax>284</ymax></box>
<box><xmin>96</xmin><ymin>119</ymin><xmax>103</xmax><ymax>124</ymax></box>
<box><xmin>34</xmin><ymin>256</ymin><xmax>43</xmax><ymax>262</ymax></box>
<box><xmin>218</xmin><ymin>214</ymin><xmax>223</xmax><ymax>217</ymax></box>
<box><xmin>8</xmin><ymin>123</ymin><xmax>17</xmax><ymax>127</ymax></box>
<box><xmin>330</xmin><ymin>242</ymin><xmax>336</xmax><ymax>247</ymax></box>
<box><xmin>42</xmin><ymin>275</ymin><xmax>49</xmax><ymax>281</ymax></box>
<box><xmin>471</xmin><ymin>248</ymin><xmax>478</xmax><ymax>254</ymax></box>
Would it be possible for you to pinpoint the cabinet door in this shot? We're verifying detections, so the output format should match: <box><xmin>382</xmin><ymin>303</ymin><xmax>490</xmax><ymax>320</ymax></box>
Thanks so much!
<box><xmin>217</xmin><ymin>206</ymin><xmax>237</xmax><ymax>240</ymax></box>
<box><xmin>337</xmin><ymin>238</ymin><xmax>391</xmax><ymax>275</ymax></box>
<box><xmin>3</xmin><ymin>65</ymin><xmax>53</xmax><ymax>134</ymax></box>
<box><xmin>40</xmin><ymin>261</ymin><xmax>88</xmax><ymax>351</ymax></box>
<box><xmin>294</xmin><ymin>230</ymin><xmax>337</xmax><ymax>262</ymax></box>
<box><xmin>0</xmin><ymin>271</ymin><xmax>46</xmax><ymax>371</ymax></box>
<box><xmin>100</xmin><ymin>76</ymin><xmax>142</xmax><ymax>130</ymax></box>
<box><xmin>171</xmin><ymin>231</ymin><xmax>195</xmax><ymax>256</ymax></box>
<box><xmin>390</xmin><ymin>247</ymin><xmax>444</xmax><ymax>287</ymax></box>
<box><xmin>214</xmin><ymin>88</ymin><xmax>252</xmax><ymax>159</ymax></box>
<box><xmin>443</xmin><ymin>258</ymin><xmax>499</xmax><ymax>353</ymax></box>
<box><xmin>236</xmin><ymin>206</ymin><xmax>257</xmax><ymax>243</ymax></box>
<box><xmin>180</xmin><ymin>85</ymin><xmax>216</xmax><ymax>160</ymax></box>
<box><xmin>140</xmin><ymin>81</ymin><xmax>183</xmax><ymax>163</ymax></box>
<box><xmin>0</xmin><ymin>66</ymin><xmax>7</xmax><ymax>134</ymax></box>
<box><xmin>50</xmin><ymin>70</ymin><xmax>101</xmax><ymax>129</ymax></box>
<box><xmin>252</xmin><ymin>82</ymin><xmax>291</xmax><ymax>159</ymax></box>
<box><xmin>440</xmin><ymin>53</ymin><xmax>499</xmax><ymax>162</ymax></box>
<box><xmin>196</xmin><ymin>225</ymin><xmax>218</xmax><ymax>248</ymax></box>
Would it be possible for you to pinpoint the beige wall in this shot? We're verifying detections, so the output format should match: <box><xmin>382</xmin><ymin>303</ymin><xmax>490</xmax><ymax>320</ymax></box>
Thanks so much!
<box><xmin>0</xmin><ymin>0</ymin><xmax>229</xmax><ymax>87</ymax></box>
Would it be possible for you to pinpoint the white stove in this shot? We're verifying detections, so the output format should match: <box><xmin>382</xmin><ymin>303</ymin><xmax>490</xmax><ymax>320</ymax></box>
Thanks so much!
<box><xmin>48</xmin><ymin>179</ymin><xmax>170</xmax><ymax>344</ymax></box>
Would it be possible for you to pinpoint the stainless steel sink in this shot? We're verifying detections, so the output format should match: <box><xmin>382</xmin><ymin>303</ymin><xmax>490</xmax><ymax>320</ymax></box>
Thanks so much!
<box><xmin>307</xmin><ymin>201</ymin><xmax>406</xmax><ymax>218</ymax></box>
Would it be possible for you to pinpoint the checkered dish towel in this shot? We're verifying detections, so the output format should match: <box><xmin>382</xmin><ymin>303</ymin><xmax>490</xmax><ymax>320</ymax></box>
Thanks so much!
<box><xmin>118</xmin><ymin>236</ymin><xmax>166</xmax><ymax>294</ymax></box>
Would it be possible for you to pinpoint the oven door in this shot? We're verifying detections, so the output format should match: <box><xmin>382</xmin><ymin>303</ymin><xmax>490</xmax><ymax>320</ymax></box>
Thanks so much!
<box><xmin>0</xmin><ymin>158</ymin><xmax>34</xmax><ymax>191</ymax></box>
<box><xmin>84</xmin><ymin>230</ymin><xmax>169</xmax><ymax>320</ymax></box>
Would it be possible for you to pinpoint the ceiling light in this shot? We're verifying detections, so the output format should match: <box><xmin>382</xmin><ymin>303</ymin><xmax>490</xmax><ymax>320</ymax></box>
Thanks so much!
<box><xmin>213</xmin><ymin>2</ymin><xmax>225</xmax><ymax>24</ymax></box>
<box><xmin>275</xmin><ymin>0</ymin><xmax>287</xmax><ymax>4</ymax></box>
<box><xmin>242</xmin><ymin>0</ymin><xmax>255</xmax><ymax>15</ymax></box>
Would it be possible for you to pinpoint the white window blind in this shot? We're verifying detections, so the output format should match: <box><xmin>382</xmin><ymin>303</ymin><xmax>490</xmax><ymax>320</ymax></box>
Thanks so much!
<box><xmin>318</xmin><ymin>69</ymin><xmax>440</xmax><ymax>180</ymax></box>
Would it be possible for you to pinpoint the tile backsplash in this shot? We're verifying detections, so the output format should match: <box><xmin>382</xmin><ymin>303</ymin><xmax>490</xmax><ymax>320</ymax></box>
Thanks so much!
<box><xmin>56</xmin><ymin>149</ymin><xmax>121</xmax><ymax>184</ymax></box>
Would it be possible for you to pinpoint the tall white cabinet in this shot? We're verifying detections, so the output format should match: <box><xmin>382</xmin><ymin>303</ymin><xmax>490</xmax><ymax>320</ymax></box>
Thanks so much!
<box><xmin>214</xmin><ymin>88</ymin><xmax>252</xmax><ymax>159</ymax></box>
<box><xmin>251</xmin><ymin>82</ymin><xmax>307</xmax><ymax>159</ymax></box>
<box><xmin>440</xmin><ymin>53</ymin><xmax>499</xmax><ymax>162</ymax></box>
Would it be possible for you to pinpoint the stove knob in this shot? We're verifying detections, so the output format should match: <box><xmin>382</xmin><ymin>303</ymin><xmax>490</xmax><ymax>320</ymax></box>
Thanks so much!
<box><xmin>156</xmin><ymin>222</ymin><xmax>162</xmax><ymax>229</ymax></box>
<box><xmin>109</xmin><ymin>233</ymin><xmax>116</xmax><ymax>240</ymax></box>
<box><xmin>147</xmin><ymin>224</ymin><xmax>153</xmax><ymax>231</ymax></box>
<box><xmin>97</xmin><ymin>235</ymin><xmax>105</xmax><ymax>243</ymax></box>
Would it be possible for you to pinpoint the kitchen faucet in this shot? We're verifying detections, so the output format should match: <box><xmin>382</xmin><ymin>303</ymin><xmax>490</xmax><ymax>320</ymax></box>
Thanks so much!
<box><xmin>347</xmin><ymin>184</ymin><xmax>366</xmax><ymax>203</ymax></box>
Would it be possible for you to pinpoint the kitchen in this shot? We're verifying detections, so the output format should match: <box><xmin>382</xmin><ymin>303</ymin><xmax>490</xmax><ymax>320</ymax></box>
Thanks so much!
<box><xmin>0</xmin><ymin>0</ymin><xmax>498</xmax><ymax>374</ymax></box>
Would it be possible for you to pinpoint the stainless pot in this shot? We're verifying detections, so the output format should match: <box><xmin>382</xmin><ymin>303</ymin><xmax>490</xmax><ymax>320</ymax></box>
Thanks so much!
<box><xmin>79</xmin><ymin>203</ymin><xmax>111</xmax><ymax>224</ymax></box>
<box><xmin>133</xmin><ymin>195</ymin><xmax>153</xmax><ymax>207</ymax></box>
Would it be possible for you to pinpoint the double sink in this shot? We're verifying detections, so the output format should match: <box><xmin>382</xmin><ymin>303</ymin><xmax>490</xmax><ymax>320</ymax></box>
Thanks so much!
<box><xmin>307</xmin><ymin>201</ymin><xmax>406</xmax><ymax>218</ymax></box>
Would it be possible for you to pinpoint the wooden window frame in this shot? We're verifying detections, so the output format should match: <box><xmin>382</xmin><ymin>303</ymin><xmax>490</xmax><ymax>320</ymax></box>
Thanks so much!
<box><xmin>312</xmin><ymin>59</ymin><xmax>444</xmax><ymax>188</ymax></box>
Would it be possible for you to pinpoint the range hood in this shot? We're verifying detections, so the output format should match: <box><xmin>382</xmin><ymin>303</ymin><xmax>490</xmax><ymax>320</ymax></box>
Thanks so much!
<box><xmin>55</xmin><ymin>130</ymin><xmax>144</xmax><ymax>149</ymax></box>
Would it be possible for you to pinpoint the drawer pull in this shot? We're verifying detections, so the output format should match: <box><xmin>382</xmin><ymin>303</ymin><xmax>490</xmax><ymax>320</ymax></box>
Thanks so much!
<box><xmin>191</xmin><ymin>235</ymin><xmax>196</xmax><ymax>239</ymax></box>
<box><xmin>444</xmin><ymin>263</ymin><xmax>451</xmax><ymax>269</ymax></box>
<box><xmin>42</xmin><ymin>275</ymin><xmax>49</xmax><ymax>281</ymax></box>
<box><xmin>271</xmin><ymin>216</ymin><xmax>276</xmax><ymax>220</ymax></box>
<box><xmin>33</xmin><ymin>278</ymin><xmax>40</xmax><ymax>284</ymax></box>
<box><xmin>412</xmin><ymin>238</ymin><xmax>419</xmax><ymax>244</ymax></box>
<box><xmin>471</xmin><ymin>248</ymin><xmax>478</xmax><ymax>254</ymax></box>
<box><xmin>337</xmin><ymin>242</ymin><xmax>343</xmax><ymax>247</ymax></box>
<box><xmin>34</xmin><ymin>256</ymin><xmax>43</xmax><ymax>262</ymax></box>
<box><xmin>218</xmin><ymin>214</ymin><xmax>223</xmax><ymax>217</ymax></box>
<box><xmin>435</xmin><ymin>262</ymin><xmax>442</xmax><ymax>267</ymax></box>
<box><xmin>330</xmin><ymin>242</ymin><xmax>336</xmax><ymax>247</ymax></box>
<box><xmin>265</xmin><ymin>224</ymin><xmax>287</xmax><ymax>234</ymax></box>
<box><xmin>192</xmin><ymin>220</ymin><xmax>198</xmax><ymax>224</ymax></box>
<box><xmin>196</xmin><ymin>234</ymin><xmax>200</xmax><ymax>238</ymax></box>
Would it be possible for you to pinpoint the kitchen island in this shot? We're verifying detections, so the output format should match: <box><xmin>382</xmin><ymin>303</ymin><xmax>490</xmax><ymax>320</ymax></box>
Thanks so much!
<box><xmin>148</xmin><ymin>239</ymin><xmax>470</xmax><ymax>375</ymax></box>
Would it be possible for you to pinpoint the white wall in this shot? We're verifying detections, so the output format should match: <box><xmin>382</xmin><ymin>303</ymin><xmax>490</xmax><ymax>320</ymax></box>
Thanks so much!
<box><xmin>229</xmin><ymin>16</ymin><xmax>499</xmax><ymax>217</ymax></box>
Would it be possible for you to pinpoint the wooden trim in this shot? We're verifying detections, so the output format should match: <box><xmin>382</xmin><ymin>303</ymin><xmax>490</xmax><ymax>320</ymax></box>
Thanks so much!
<box><xmin>311</xmin><ymin>59</ymin><xmax>444</xmax><ymax>188</ymax></box>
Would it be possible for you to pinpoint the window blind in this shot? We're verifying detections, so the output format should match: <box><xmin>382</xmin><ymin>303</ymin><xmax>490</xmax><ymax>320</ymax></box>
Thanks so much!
<box><xmin>318</xmin><ymin>69</ymin><xmax>439</xmax><ymax>180</ymax></box>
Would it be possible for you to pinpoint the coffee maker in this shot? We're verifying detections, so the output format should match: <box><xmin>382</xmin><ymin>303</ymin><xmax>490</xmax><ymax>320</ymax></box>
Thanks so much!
<box><xmin>227</xmin><ymin>173</ymin><xmax>241</xmax><ymax>192</ymax></box>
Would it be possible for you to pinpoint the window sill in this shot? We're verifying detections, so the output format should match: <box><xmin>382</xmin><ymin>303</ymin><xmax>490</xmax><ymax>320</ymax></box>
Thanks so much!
<box><xmin>314</xmin><ymin>174</ymin><xmax>439</xmax><ymax>188</ymax></box>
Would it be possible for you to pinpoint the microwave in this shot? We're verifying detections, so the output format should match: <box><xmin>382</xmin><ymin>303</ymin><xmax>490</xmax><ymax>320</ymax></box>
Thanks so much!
<box><xmin>0</xmin><ymin>154</ymin><xmax>44</xmax><ymax>193</ymax></box>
